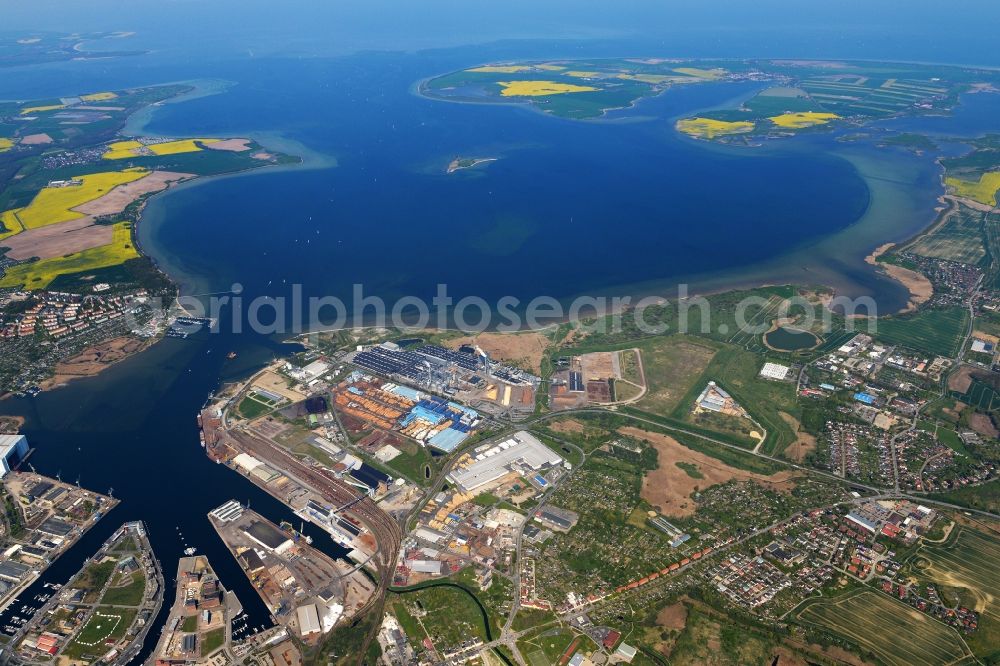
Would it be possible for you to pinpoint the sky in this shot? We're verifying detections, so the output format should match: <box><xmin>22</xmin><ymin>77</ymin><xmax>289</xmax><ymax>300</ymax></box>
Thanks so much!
<box><xmin>3</xmin><ymin>0</ymin><xmax>1000</xmax><ymax>66</ymax></box>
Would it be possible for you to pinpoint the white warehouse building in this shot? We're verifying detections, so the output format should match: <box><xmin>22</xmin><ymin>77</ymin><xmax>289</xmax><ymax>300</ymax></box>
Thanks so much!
<box><xmin>0</xmin><ymin>435</ymin><xmax>28</xmax><ymax>478</ymax></box>
<box><xmin>447</xmin><ymin>431</ymin><xmax>562</xmax><ymax>493</ymax></box>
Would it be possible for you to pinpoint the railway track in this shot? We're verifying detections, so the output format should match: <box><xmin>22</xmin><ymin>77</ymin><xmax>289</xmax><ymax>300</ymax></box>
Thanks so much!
<box><xmin>208</xmin><ymin>427</ymin><xmax>400</xmax><ymax>663</ymax></box>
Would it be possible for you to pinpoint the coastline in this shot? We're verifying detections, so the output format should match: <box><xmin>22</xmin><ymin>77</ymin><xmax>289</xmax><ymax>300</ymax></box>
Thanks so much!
<box><xmin>1</xmin><ymin>82</ymin><xmax>315</xmax><ymax>398</ymax></box>
<box><xmin>864</xmin><ymin>243</ymin><xmax>935</xmax><ymax>314</ymax></box>
<box><xmin>7</xmin><ymin>61</ymin><xmax>992</xmax><ymax>401</ymax></box>
<box><xmin>35</xmin><ymin>335</ymin><xmax>159</xmax><ymax>392</ymax></box>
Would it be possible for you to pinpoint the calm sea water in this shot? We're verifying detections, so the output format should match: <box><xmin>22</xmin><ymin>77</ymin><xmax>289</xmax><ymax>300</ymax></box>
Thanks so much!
<box><xmin>2</xmin><ymin>3</ymin><xmax>1000</xmax><ymax>659</ymax></box>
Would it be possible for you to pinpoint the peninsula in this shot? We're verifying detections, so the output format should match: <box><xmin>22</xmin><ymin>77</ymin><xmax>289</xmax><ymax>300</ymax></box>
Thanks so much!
<box><xmin>0</xmin><ymin>84</ymin><xmax>299</xmax><ymax>395</ymax></box>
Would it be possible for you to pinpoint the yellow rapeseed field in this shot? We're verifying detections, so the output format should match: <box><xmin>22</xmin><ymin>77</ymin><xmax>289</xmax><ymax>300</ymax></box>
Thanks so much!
<box><xmin>0</xmin><ymin>210</ymin><xmax>24</xmax><ymax>241</ymax></box>
<box><xmin>676</xmin><ymin>117</ymin><xmax>755</xmax><ymax>139</ymax></box>
<box><xmin>946</xmin><ymin>172</ymin><xmax>1000</xmax><ymax>207</ymax></box>
<box><xmin>13</xmin><ymin>169</ymin><xmax>148</xmax><ymax>230</ymax></box>
<box><xmin>147</xmin><ymin>138</ymin><xmax>220</xmax><ymax>155</ymax></box>
<box><xmin>80</xmin><ymin>92</ymin><xmax>118</xmax><ymax>102</ymax></box>
<box><xmin>20</xmin><ymin>104</ymin><xmax>65</xmax><ymax>115</ymax></box>
<box><xmin>103</xmin><ymin>138</ymin><xmax>219</xmax><ymax>159</ymax></box>
<box><xmin>102</xmin><ymin>140</ymin><xmax>145</xmax><ymax>160</ymax></box>
<box><xmin>467</xmin><ymin>65</ymin><xmax>532</xmax><ymax>73</ymax></box>
<box><xmin>0</xmin><ymin>222</ymin><xmax>139</xmax><ymax>289</ymax></box>
<box><xmin>768</xmin><ymin>111</ymin><xmax>840</xmax><ymax>129</ymax></box>
<box><xmin>497</xmin><ymin>81</ymin><xmax>598</xmax><ymax>97</ymax></box>
<box><xmin>0</xmin><ymin>138</ymin><xmax>13</xmax><ymax>153</ymax></box>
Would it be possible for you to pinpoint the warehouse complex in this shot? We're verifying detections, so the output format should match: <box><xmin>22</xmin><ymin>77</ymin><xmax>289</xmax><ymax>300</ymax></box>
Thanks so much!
<box><xmin>447</xmin><ymin>431</ymin><xmax>564</xmax><ymax>493</ymax></box>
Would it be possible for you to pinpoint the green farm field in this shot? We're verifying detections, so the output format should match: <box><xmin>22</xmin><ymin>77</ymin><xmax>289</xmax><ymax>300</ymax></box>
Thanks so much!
<box><xmin>907</xmin><ymin>204</ymin><xmax>988</xmax><ymax>265</ymax></box>
<box><xmin>917</xmin><ymin>526</ymin><xmax>1000</xmax><ymax>660</ymax></box>
<box><xmin>875</xmin><ymin>306</ymin><xmax>970</xmax><ymax>357</ymax></box>
<box><xmin>795</xmin><ymin>589</ymin><xmax>974</xmax><ymax>666</ymax></box>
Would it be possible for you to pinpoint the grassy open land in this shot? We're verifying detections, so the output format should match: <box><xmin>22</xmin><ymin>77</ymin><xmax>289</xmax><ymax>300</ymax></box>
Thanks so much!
<box><xmin>932</xmin><ymin>480</ymin><xmax>1000</xmax><ymax>514</ymax></box>
<box><xmin>0</xmin><ymin>221</ymin><xmax>139</xmax><ymax>289</ymax></box>
<box><xmin>389</xmin><ymin>585</ymin><xmax>490</xmax><ymax>648</ymax></box>
<box><xmin>632</xmin><ymin>336</ymin><xmax>719</xmax><ymax>415</ymax></box>
<box><xmin>451</xmin><ymin>566</ymin><xmax>513</xmax><ymax>634</ymax></box>
<box><xmin>236</xmin><ymin>395</ymin><xmax>271</xmax><ymax>420</ymax></box>
<box><xmin>795</xmin><ymin>588</ymin><xmax>974</xmax><ymax>666</ymax></box>
<box><xmin>317</xmin><ymin>608</ymin><xmax>380</xmax><ymax>666</ymax></box>
<box><xmin>915</xmin><ymin>526</ymin><xmax>1000</xmax><ymax>660</ymax></box>
<box><xmin>101</xmin><ymin>570</ymin><xmax>146</xmax><ymax>606</ymax></box>
<box><xmin>536</xmin><ymin>411</ymin><xmax>782</xmax><ymax>476</ymax></box>
<box><xmin>675</xmin><ymin>461</ymin><xmax>704</xmax><ymax>479</ymax></box>
<box><xmin>907</xmin><ymin>202</ymin><xmax>989</xmax><ymax>266</ymax></box>
<box><xmin>518</xmin><ymin>625</ymin><xmax>576</xmax><ymax>666</ymax></box>
<box><xmin>181</xmin><ymin>615</ymin><xmax>198</xmax><ymax>632</ymax></box>
<box><xmin>382</xmin><ymin>444</ymin><xmax>435</xmax><ymax>484</ymax></box>
<box><xmin>511</xmin><ymin>607</ymin><xmax>558</xmax><ymax>633</ymax></box>
<box><xmin>874</xmin><ymin>306</ymin><xmax>970</xmax><ymax>357</ymax></box>
<box><xmin>878</xmin><ymin>132</ymin><xmax>939</xmax><ymax>152</ymax></box>
<box><xmin>936</xmin><ymin>426</ymin><xmax>970</xmax><ymax>455</ymax></box>
<box><xmin>77</xmin><ymin>560</ymin><xmax>117</xmax><ymax>603</ymax></box>
<box><xmin>666</xmin><ymin>344</ymin><xmax>800</xmax><ymax>455</ymax></box>
<box><xmin>62</xmin><ymin>607</ymin><xmax>138</xmax><ymax>660</ymax></box>
<box><xmin>667</xmin><ymin>603</ymin><xmax>787</xmax><ymax>665</ymax></box>
<box><xmin>947</xmin><ymin>172</ymin><xmax>1000</xmax><ymax>207</ymax></box>
<box><xmin>202</xmin><ymin>627</ymin><xmax>225</xmax><ymax>655</ymax></box>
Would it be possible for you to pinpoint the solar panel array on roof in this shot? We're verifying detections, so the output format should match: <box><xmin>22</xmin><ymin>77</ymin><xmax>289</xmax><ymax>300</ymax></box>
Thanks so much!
<box><xmin>353</xmin><ymin>346</ymin><xmax>430</xmax><ymax>380</ymax></box>
<box><xmin>416</xmin><ymin>345</ymin><xmax>481</xmax><ymax>371</ymax></box>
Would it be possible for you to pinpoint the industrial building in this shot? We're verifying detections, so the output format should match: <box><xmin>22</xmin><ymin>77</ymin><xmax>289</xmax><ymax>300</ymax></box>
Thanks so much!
<box><xmin>296</xmin><ymin>603</ymin><xmax>322</xmax><ymax>637</ymax></box>
<box><xmin>241</xmin><ymin>520</ymin><xmax>295</xmax><ymax>554</ymax></box>
<box><xmin>533</xmin><ymin>506</ymin><xmax>579</xmax><ymax>532</ymax></box>
<box><xmin>447</xmin><ymin>432</ymin><xmax>563</xmax><ymax>493</ymax></box>
<box><xmin>0</xmin><ymin>434</ymin><xmax>28</xmax><ymax>478</ymax></box>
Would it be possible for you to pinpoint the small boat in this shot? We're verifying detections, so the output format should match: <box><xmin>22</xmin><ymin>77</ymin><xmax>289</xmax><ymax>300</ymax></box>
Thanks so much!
<box><xmin>227</xmin><ymin>352</ymin><xmax>237</xmax><ymax>360</ymax></box>
<box><xmin>183</xmin><ymin>547</ymin><xmax>197</xmax><ymax>556</ymax></box>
